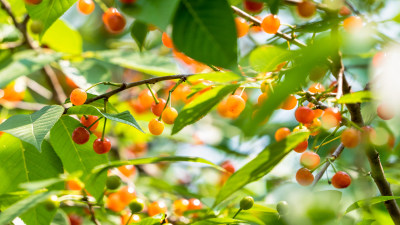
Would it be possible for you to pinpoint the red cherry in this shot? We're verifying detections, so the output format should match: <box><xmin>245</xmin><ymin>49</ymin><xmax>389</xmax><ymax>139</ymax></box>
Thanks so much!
<box><xmin>331</xmin><ymin>171</ymin><xmax>351</xmax><ymax>188</ymax></box>
<box><xmin>294</xmin><ymin>140</ymin><xmax>308</xmax><ymax>153</ymax></box>
<box><xmin>80</xmin><ymin>115</ymin><xmax>99</xmax><ymax>131</ymax></box>
<box><xmin>221</xmin><ymin>160</ymin><xmax>235</xmax><ymax>173</ymax></box>
<box><xmin>93</xmin><ymin>138</ymin><xmax>111</xmax><ymax>154</ymax></box>
<box><xmin>102</xmin><ymin>8</ymin><xmax>126</xmax><ymax>34</ymax></box>
<box><xmin>72</xmin><ymin>127</ymin><xmax>90</xmax><ymax>145</ymax></box>
<box><xmin>296</xmin><ymin>168</ymin><xmax>314</xmax><ymax>186</ymax></box>
<box><xmin>295</xmin><ymin>106</ymin><xmax>315</xmax><ymax>124</ymax></box>
<box><xmin>243</xmin><ymin>0</ymin><xmax>263</xmax><ymax>13</ymax></box>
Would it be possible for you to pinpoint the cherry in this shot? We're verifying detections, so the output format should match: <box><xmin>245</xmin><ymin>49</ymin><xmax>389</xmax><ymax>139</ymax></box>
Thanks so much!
<box><xmin>305</xmin><ymin>118</ymin><xmax>321</xmax><ymax>136</ymax></box>
<box><xmin>129</xmin><ymin>198</ymin><xmax>145</xmax><ymax>213</ymax></box>
<box><xmin>24</xmin><ymin>0</ymin><xmax>42</xmax><ymax>4</ymax></box>
<box><xmin>151</xmin><ymin>98</ymin><xmax>167</xmax><ymax>117</ymax></box>
<box><xmin>120</xmin><ymin>0</ymin><xmax>136</xmax><ymax>3</ymax></box>
<box><xmin>343</xmin><ymin>16</ymin><xmax>363</xmax><ymax>33</ymax></box>
<box><xmin>93</xmin><ymin>138</ymin><xmax>111</xmax><ymax>154</ymax></box>
<box><xmin>296</xmin><ymin>168</ymin><xmax>314</xmax><ymax>186</ymax></box>
<box><xmin>281</xmin><ymin>95</ymin><xmax>297</xmax><ymax>110</ymax></box>
<box><xmin>240</xmin><ymin>196</ymin><xmax>254</xmax><ymax>210</ymax></box>
<box><xmin>339</xmin><ymin>6</ymin><xmax>351</xmax><ymax>16</ymax></box>
<box><xmin>118</xmin><ymin>186</ymin><xmax>136</xmax><ymax>205</ymax></box>
<box><xmin>106</xmin><ymin>175</ymin><xmax>121</xmax><ymax>190</ymax></box>
<box><xmin>275</xmin><ymin>127</ymin><xmax>291</xmax><ymax>141</ymax></box>
<box><xmin>308</xmin><ymin>83</ymin><xmax>325</xmax><ymax>93</ymax></box>
<box><xmin>294</xmin><ymin>140</ymin><xmax>308</xmax><ymax>153</ymax></box>
<box><xmin>331</xmin><ymin>171</ymin><xmax>351</xmax><ymax>188</ymax></box>
<box><xmin>118</xmin><ymin>165</ymin><xmax>136</xmax><ymax>177</ymax></box>
<box><xmin>66</xmin><ymin>179</ymin><xmax>83</xmax><ymax>190</ymax></box>
<box><xmin>235</xmin><ymin>17</ymin><xmax>249</xmax><ymax>38</ymax></box>
<box><xmin>295</xmin><ymin>106</ymin><xmax>315</xmax><ymax>124</ymax></box>
<box><xmin>72</xmin><ymin>127</ymin><xmax>90</xmax><ymax>145</ymax></box>
<box><xmin>148</xmin><ymin>201</ymin><xmax>167</xmax><ymax>216</ymax></box>
<box><xmin>188</xmin><ymin>198</ymin><xmax>202</xmax><ymax>210</ymax></box>
<box><xmin>148</xmin><ymin>118</ymin><xmax>164</xmax><ymax>135</ymax></box>
<box><xmin>226</xmin><ymin>95</ymin><xmax>246</xmax><ymax>115</ymax></box>
<box><xmin>77</xmin><ymin>0</ymin><xmax>95</xmax><ymax>15</ymax></box>
<box><xmin>80</xmin><ymin>115</ymin><xmax>99</xmax><ymax>131</ymax></box>
<box><xmin>308</xmin><ymin>103</ymin><xmax>324</xmax><ymax>118</ymax></box>
<box><xmin>377</xmin><ymin>103</ymin><xmax>395</xmax><ymax>120</ymax></box>
<box><xmin>70</xmin><ymin>88</ymin><xmax>87</xmax><ymax>106</ymax></box>
<box><xmin>130</xmin><ymin>100</ymin><xmax>147</xmax><ymax>114</ymax></box>
<box><xmin>44</xmin><ymin>195</ymin><xmax>60</xmax><ymax>211</ymax></box>
<box><xmin>128</xmin><ymin>142</ymin><xmax>148</xmax><ymax>157</ymax></box>
<box><xmin>162</xmin><ymin>32</ymin><xmax>174</xmax><ymax>48</ymax></box>
<box><xmin>341</xmin><ymin>128</ymin><xmax>361</xmax><ymax>148</ymax></box>
<box><xmin>261</xmin><ymin>14</ymin><xmax>280</xmax><ymax>34</ymax></box>
<box><xmin>296</xmin><ymin>1</ymin><xmax>316</xmax><ymax>18</ymax></box>
<box><xmin>173</xmin><ymin>199</ymin><xmax>189</xmax><ymax>216</ymax></box>
<box><xmin>102</xmin><ymin>8</ymin><xmax>126</xmax><ymax>34</ymax></box>
<box><xmin>321</xmin><ymin>107</ymin><xmax>341</xmax><ymax>129</ymax></box>
<box><xmin>257</xmin><ymin>92</ymin><xmax>268</xmax><ymax>105</ymax></box>
<box><xmin>162</xmin><ymin>107</ymin><xmax>178</xmax><ymax>124</ymax></box>
<box><xmin>139</xmin><ymin>89</ymin><xmax>157</xmax><ymax>109</ymax></box>
<box><xmin>243</xmin><ymin>0</ymin><xmax>263</xmax><ymax>13</ymax></box>
<box><xmin>30</xmin><ymin>20</ymin><xmax>43</xmax><ymax>34</ymax></box>
<box><xmin>68</xmin><ymin>214</ymin><xmax>83</xmax><ymax>225</ymax></box>
<box><xmin>300</xmin><ymin>151</ymin><xmax>320</xmax><ymax>170</ymax></box>
<box><xmin>276</xmin><ymin>201</ymin><xmax>289</xmax><ymax>215</ymax></box>
<box><xmin>221</xmin><ymin>160</ymin><xmax>235</xmax><ymax>173</ymax></box>
<box><xmin>107</xmin><ymin>193</ymin><xmax>125</xmax><ymax>212</ymax></box>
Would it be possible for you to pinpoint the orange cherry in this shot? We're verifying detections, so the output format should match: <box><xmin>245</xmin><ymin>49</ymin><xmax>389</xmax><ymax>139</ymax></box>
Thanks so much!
<box><xmin>281</xmin><ymin>95</ymin><xmax>297</xmax><ymax>110</ymax></box>
<box><xmin>261</xmin><ymin>14</ymin><xmax>280</xmax><ymax>34</ymax></box>
<box><xmin>296</xmin><ymin>168</ymin><xmax>314</xmax><ymax>186</ymax></box>
<box><xmin>148</xmin><ymin>118</ymin><xmax>164</xmax><ymax>135</ymax></box>
<box><xmin>300</xmin><ymin>151</ymin><xmax>320</xmax><ymax>170</ymax></box>
<box><xmin>235</xmin><ymin>17</ymin><xmax>249</xmax><ymax>38</ymax></box>
<box><xmin>77</xmin><ymin>0</ymin><xmax>95</xmax><ymax>15</ymax></box>
<box><xmin>343</xmin><ymin>16</ymin><xmax>363</xmax><ymax>33</ymax></box>
<box><xmin>148</xmin><ymin>201</ymin><xmax>167</xmax><ymax>216</ymax></box>
<box><xmin>102</xmin><ymin>8</ymin><xmax>126</xmax><ymax>34</ymax></box>
<box><xmin>275</xmin><ymin>127</ymin><xmax>291</xmax><ymax>141</ymax></box>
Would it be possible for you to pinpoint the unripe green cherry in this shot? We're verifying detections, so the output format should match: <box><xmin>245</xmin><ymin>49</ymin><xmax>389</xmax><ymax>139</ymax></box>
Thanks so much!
<box><xmin>240</xmin><ymin>196</ymin><xmax>254</xmax><ymax>210</ymax></box>
<box><xmin>30</xmin><ymin>20</ymin><xmax>43</xmax><ymax>34</ymax></box>
<box><xmin>106</xmin><ymin>175</ymin><xmax>121</xmax><ymax>190</ymax></box>
<box><xmin>276</xmin><ymin>201</ymin><xmax>289</xmax><ymax>215</ymax></box>
<box><xmin>129</xmin><ymin>198</ymin><xmax>145</xmax><ymax>213</ymax></box>
<box><xmin>44</xmin><ymin>195</ymin><xmax>60</xmax><ymax>211</ymax></box>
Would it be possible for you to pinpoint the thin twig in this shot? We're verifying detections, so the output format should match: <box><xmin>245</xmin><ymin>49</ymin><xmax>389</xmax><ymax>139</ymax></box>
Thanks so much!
<box><xmin>312</xmin><ymin>143</ymin><xmax>345</xmax><ymax>186</ymax></box>
<box><xmin>84</xmin><ymin>74</ymin><xmax>193</xmax><ymax>104</ymax></box>
<box><xmin>82</xmin><ymin>195</ymin><xmax>100</xmax><ymax>225</ymax></box>
<box><xmin>231</xmin><ymin>5</ymin><xmax>307</xmax><ymax>48</ymax></box>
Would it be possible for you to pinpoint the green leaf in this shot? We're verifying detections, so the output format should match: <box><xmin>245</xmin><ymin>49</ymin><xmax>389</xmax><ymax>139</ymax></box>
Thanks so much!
<box><xmin>0</xmin><ymin>191</ymin><xmax>58</xmax><ymax>224</ymax></box>
<box><xmin>135</xmin><ymin>217</ymin><xmax>163</xmax><ymax>225</ymax></box>
<box><xmin>25</xmin><ymin>0</ymin><xmax>77</xmax><ymax>38</ymax></box>
<box><xmin>0</xmin><ymin>191</ymin><xmax>31</xmax><ymax>210</ymax></box>
<box><xmin>0</xmin><ymin>134</ymin><xmax>63</xmax><ymax>195</ymax></box>
<box><xmin>66</xmin><ymin>105</ymin><xmax>143</xmax><ymax>133</ymax></box>
<box><xmin>118</xmin><ymin>0</ymin><xmax>180</xmax><ymax>31</ymax></box>
<box><xmin>93</xmin><ymin>50</ymin><xmax>178</xmax><ymax>76</ymax></box>
<box><xmin>92</xmin><ymin>156</ymin><xmax>223</xmax><ymax>176</ymax></box>
<box><xmin>249</xmin><ymin>45</ymin><xmax>293</xmax><ymax>72</ymax></box>
<box><xmin>345</xmin><ymin>196</ymin><xmax>400</xmax><ymax>214</ymax></box>
<box><xmin>336</xmin><ymin>91</ymin><xmax>374</xmax><ymax>104</ymax></box>
<box><xmin>130</xmin><ymin>20</ymin><xmax>149</xmax><ymax>51</ymax></box>
<box><xmin>20</xmin><ymin>178</ymin><xmax>64</xmax><ymax>192</ymax></box>
<box><xmin>41</xmin><ymin>19</ymin><xmax>82</xmax><ymax>55</ymax></box>
<box><xmin>192</xmin><ymin>218</ymin><xmax>244</xmax><ymax>225</ymax></box>
<box><xmin>0</xmin><ymin>134</ymin><xmax>63</xmax><ymax>225</ymax></box>
<box><xmin>172</xmin><ymin>0</ymin><xmax>237</xmax><ymax>68</ymax></box>
<box><xmin>59</xmin><ymin>59</ymin><xmax>111</xmax><ymax>95</ymax></box>
<box><xmin>0</xmin><ymin>50</ymin><xmax>62</xmax><ymax>88</ymax></box>
<box><xmin>50</xmin><ymin>116</ymin><xmax>108</xmax><ymax>199</ymax></box>
<box><xmin>213</xmin><ymin>132</ymin><xmax>310</xmax><ymax>207</ymax></box>
<box><xmin>0</xmin><ymin>105</ymin><xmax>64</xmax><ymax>151</ymax></box>
<box><xmin>172</xmin><ymin>84</ymin><xmax>239</xmax><ymax>134</ymax></box>
<box><xmin>187</xmin><ymin>72</ymin><xmax>244</xmax><ymax>83</ymax></box>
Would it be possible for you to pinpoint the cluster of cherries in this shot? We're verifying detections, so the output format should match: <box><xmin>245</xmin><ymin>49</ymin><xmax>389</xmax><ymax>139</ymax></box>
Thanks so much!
<box><xmin>235</xmin><ymin>0</ymin><xmax>363</xmax><ymax>39</ymax></box>
<box><xmin>65</xmin><ymin>164</ymin><xmax>202</xmax><ymax>225</ymax></box>
<box><xmin>70</xmin><ymin>88</ymin><xmax>112</xmax><ymax>154</ymax></box>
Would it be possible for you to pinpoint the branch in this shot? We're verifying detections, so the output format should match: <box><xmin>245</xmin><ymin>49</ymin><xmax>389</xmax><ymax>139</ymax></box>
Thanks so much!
<box><xmin>230</xmin><ymin>6</ymin><xmax>307</xmax><ymax>48</ymax></box>
<box><xmin>82</xmin><ymin>196</ymin><xmax>100</xmax><ymax>225</ymax></box>
<box><xmin>85</xmin><ymin>74</ymin><xmax>194</xmax><ymax>104</ymax></box>
<box><xmin>312</xmin><ymin>144</ymin><xmax>344</xmax><ymax>186</ymax></box>
<box><xmin>344</xmin><ymin>0</ymin><xmax>360</xmax><ymax>15</ymax></box>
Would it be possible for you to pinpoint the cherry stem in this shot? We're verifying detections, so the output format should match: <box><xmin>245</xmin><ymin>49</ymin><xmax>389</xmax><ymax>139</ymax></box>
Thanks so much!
<box><xmin>315</xmin><ymin>125</ymin><xmax>340</xmax><ymax>153</ymax></box>
<box><xmin>125</xmin><ymin>213</ymin><xmax>134</xmax><ymax>225</ymax></box>
<box><xmin>158</xmin><ymin>79</ymin><xmax>183</xmax><ymax>120</ymax></box>
<box><xmin>328</xmin><ymin>158</ymin><xmax>338</xmax><ymax>173</ymax></box>
<box><xmin>92</xmin><ymin>0</ymin><xmax>108</xmax><ymax>12</ymax></box>
<box><xmin>85</xmin><ymin>81</ymin><xmax>121</xmax><ymax>92</ymax></box>
<box><xmin>146</xmin><ymin>83</ymin><xmax>159</xmax><ymax>104</ymax></box>
<box><xmin>101</xmin><ymin>98</ymin><xmax>108</xmax><ymax>141</ymax></box>
<box><xmin>313</xmin><ymin>135</ymin><xmax>341</xmax><ymax>151</ymax></box>
<box><xmin>232</xmin><ymin>208</ymin><xmax>242</xmax><ymax>219</ymax></box>
<box><xmin>87</xmin><ymin>117</ymin><xmax>103</xmax><ymax>131</ymax></box>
